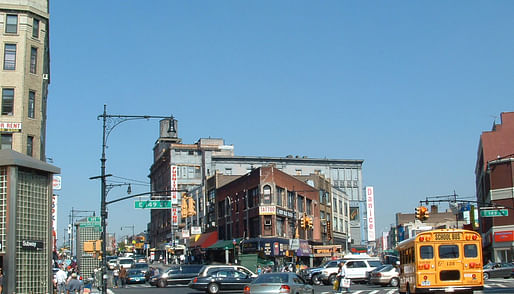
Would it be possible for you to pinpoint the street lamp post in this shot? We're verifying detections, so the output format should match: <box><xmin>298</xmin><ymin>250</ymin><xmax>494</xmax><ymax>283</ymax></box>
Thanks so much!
<box><xmin>96</xmin><ymin>105</ymin><xmax>173</xmax><ymax>294</ymax></box>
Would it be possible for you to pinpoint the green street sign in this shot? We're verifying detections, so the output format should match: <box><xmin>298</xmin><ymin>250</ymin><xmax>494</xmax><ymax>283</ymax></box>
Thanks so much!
<box><xmin>134</xmin><ymin>200</ymin><xmax>172</xmax><ymax>209</ymax></box>
<box><xmin>480</xmin><ymin>209</ymin><xmax>509</xmax><ymax>217</ymax></box>
<box><xmin>79</xmin><ymin>222</ymin><xmax>101</xmax><ymax>228</ymax></box>
<box><xmin>87</xmin><ymin>216</ymin><xmax>101</xmax><ymax>223</ymax></box>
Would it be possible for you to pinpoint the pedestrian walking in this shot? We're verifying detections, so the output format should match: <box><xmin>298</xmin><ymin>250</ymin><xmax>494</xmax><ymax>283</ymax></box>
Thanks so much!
<box><xmin>256</xmin><ymin>265</ymin><xmax>262</xmax><ymax>275</ymax></box>
<box><xmin>112</xmin><ymin>266</ymin><xmax>119</xmax><ymax>288</ymax></box>
<box><xmin>66</xmin><ymin>273</ymin><xmax>82</xmax><ymax>294</ymax></box>
<box><xmin>56</xmin><ymin>266</ymin><xmax>67</xmax><ymax>294</ymax></box>
<box><xmin>0</xmin><ymin>268</ymin><xmax>4</xmax><ymax>294</ymax></box>
<box><xmin>119</xmin><ymin>267</ymin><xmax>127</xmax><ymax>288</ymax></box>
<box><xmin>335</xmin><ymin>262</ymin><xmax>350</xmax><ymax>293</ymax></box>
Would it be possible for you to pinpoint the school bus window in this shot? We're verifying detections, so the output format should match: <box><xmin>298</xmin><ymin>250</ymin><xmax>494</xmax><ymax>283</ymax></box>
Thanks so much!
<box><xmin>439</xmin><ymin>245</ymin><xmax>459</xmax><ymax>258</ymax></box>
<box><xmin>420</xmin><ymin>245</ymin><xmax>433</xmax><ymax>259</ymax></box>
<box><xmin>464</xmin><ymin>244</ymin><xmax>477</xmax><ymax>258</ymax></box>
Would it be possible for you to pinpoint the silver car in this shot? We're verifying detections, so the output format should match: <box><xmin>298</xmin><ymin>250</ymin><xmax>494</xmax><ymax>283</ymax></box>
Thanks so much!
<box><xmin>243</xmin><ymin>272</ymin><xmax>313</xmax><ymax>294</ymax></box>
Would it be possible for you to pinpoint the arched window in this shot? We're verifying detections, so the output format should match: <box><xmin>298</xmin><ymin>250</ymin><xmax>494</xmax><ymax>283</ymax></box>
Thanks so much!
<box><xmin>263</xmin><ymin>185</ymin><xmax>272</xmax><ymax>204</ymax></box>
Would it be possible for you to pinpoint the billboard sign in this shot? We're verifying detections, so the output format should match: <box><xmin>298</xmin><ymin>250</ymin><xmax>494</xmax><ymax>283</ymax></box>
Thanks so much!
<box><xmin>170</xmin><ymin>165</ymin><xmax>178</xmax><ymax>204</ymax></box>
<box><xmin>366</xmin><ymin>186</ymin><xmax>376</xmax><ymax>242</ymax></box>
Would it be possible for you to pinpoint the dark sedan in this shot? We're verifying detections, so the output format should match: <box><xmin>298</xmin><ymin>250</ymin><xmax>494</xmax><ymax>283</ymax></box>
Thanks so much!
<box><xmin>188</xmin><ymin>269</ymin><xmax>254</xmax><ymax>294</ymax></box>
<box><xmin>483</xmin><ymin>262</ymin><xmax>514</xmax><ymax>279</ymax></box>
<box><xmin>150</xmin><ymin>264</ymin><xmax>204</xmax><ymax>288</ymax></box>
<box><xmin>126</xmin><ymin>269</ymin><xmax>146</xmax><ymax>284</ymax></box>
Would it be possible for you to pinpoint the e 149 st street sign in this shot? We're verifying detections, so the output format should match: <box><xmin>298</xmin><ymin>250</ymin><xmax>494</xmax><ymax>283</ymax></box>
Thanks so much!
<box><xmin>134</xmin><ymin>200</ymin><xmax>172</xmax><ymax>209</ymax></box>
<box><xmin>480</xmin><ymin>209</ymin><xmax>509</xmax><ymax>217</ymax></box>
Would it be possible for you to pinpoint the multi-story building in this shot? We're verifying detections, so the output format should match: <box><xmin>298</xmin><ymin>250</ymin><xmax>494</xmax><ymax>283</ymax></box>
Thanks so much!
<box><xmin>149</xmin><ymin>120</ymin><xmax>366</xmax><ymax>252</ymax></box>
<box><xmin>475</xmin><ymin>111</ymin><xmax>514</xmax><ymax>262</ymax></box>
<box><xmin>0</xmin><ymin>0</ymin><xmax>50</xmax><ymax>160</ymax></box>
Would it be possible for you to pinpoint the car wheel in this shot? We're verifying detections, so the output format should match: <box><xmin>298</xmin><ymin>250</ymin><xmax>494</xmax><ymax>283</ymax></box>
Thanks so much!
<box><xmin>484</xmin><ymin>272</ymin><xmax>489</xmax><ymax>280</ymax></box>
<box><xmin>157</xmin><ymin>279</ymin><xmax>167</xmax><ymax>288</ymax></box>
<box><xmin>390</xmin><ymin>278</ymin><xmax>399</xmax><ymax>287</ymax></box>
<box><xmin>312</xmin><ymin>274</ymin><xmax>322</xmax><ymax>285</ymax></box>
<box><xmin>328</xmin><ymin>274</ymin><xmax>337</xmax><ymax>285</ymax></box>
<box><xmin>208</xmin><ymin>283</ymin><xmax>220</xmax><ymax>294</ymax></box>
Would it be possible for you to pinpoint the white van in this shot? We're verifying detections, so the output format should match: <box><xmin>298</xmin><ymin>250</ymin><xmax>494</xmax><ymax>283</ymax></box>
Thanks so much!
<box><xmin>320</xmin><ymin>257</ymin><xmax>382</xmax><ymax>284</ymax></box>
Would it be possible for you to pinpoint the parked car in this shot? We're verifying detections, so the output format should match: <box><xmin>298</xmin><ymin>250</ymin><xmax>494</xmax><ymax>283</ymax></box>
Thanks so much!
<box><xmin>198</xmin><ymin>264</ymin><xmax>257</xmax><ymax>278</ymax></box>
<box><xmin>188</xmin><ymin>269</ymin><xmax>254</xmax><ymax>294</ymax></box>
<box><xmin>300</xmin><ymin>259</ymin><xmax>343</xmax><ymax>285</ymax></box>
<box><xmin>320</xmin><ymin>258</ymin><xmax>382</xmax><ymax>284</ymax></box>
<box><xmin>149</xmin><ymin>264</ymin><xmax>204</xmax><ymax>288</ymax></box>
<box><xmin>133</xmin><ymin>254</ymin><xmax>147</xmax><ymax>263</ymax></box>
<box><xmin>243</xmin><ymin>272</ymin><xmax>313</xmax><ymax>294</ymax></box>
<box><xmin>117</xmin><ymin>257</ymin><xmax>135</xmax><ymax>269</ymax></box>
<box><xmin>483</xmin><ymin>262</ymin><xmax>514</xmax><ymax>279</ymax></box>
<box><xmin>368</xmin><ymin>264</ymin><xmax>399</xmax><ymax>287</ymax></box>
<box><xmin>126</xmin><ymin>269</ymin><xmax>146</xmax><ymax>284</ymax></box>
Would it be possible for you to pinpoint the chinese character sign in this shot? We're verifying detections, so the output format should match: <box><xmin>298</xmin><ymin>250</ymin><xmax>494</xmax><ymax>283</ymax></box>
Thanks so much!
<box><xmin>366</xmin><ymin>186</ymin><xmax>375</xmax><ymax>242</ymax></box>
<box><xmin>172</xmin><ymin>207</ymin><xmax>178</xmax><ymax>226</ymax></box>
<box><xmin>170</xmin><ymin>164</ymin><xmax>178</xmax><ymax>204</ymax></box>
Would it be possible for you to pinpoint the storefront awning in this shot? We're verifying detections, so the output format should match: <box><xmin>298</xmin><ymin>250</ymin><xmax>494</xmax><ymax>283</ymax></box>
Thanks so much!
<box><xmin>189</xmin><ymin>231</ymin><xmax>218</xmax><ymax>249</ymax></box>
<box><xmin>207</xmin><ymin>238</ymin><xmax>243</xmax><ymax>250</ymax></box>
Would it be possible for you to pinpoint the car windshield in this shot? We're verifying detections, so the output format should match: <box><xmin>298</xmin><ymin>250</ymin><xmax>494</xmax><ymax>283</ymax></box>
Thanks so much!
<box><xmin>128</xmin><ymin>269</ymin><xmax>143</xmax><ymax>275</ymax></box>
<box><xmin>133</xmin><ymin>263</ymin><xmax>148</xmax><ymax>269</ymax></box>
<box><xmin>378</xmin><ymin>265</ymin><xmax>394</xmax><ymax>272</ymax></box>
<box><xmin>119</xmin><ymin>259</ymin><xmax>133</xmax><ymax>264</ymax></box>
<box><xmin>254</xmin><ymin>274</ymin><xmax>289</xmax><ymax>284</ymax></box>
<box><xmin>368</xmin><ymin>260</ymin><xmax>382</xmax><ymax>267</ymax></box>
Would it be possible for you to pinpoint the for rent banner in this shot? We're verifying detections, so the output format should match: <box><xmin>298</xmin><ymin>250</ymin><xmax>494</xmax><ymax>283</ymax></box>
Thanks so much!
<box><xmin>366</xmin><ymin>186</ymin><xmax>375</xmax><ymax>242</ymax></box>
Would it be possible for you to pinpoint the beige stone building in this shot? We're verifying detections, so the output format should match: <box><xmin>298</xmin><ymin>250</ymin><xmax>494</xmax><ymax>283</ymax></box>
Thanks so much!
<box><xmin>0</xmin><ymin>0</ymin><xmax>50</xmax><ymax>160</ymax></box>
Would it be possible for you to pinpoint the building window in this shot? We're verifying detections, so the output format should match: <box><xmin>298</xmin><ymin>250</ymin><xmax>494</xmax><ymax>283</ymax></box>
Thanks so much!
<box><xmin>297</xmin><ymin>196</ymin><xmax>304</xmax><ymax>212</ymax></box>
<box><xmin>2</xmin><ymin>88</ymin><xmax>14</xmax><ymax>115</ymax></box>
<box><xmin>32</xmin><ymin>18</ymin><xmax>39</xmax><ymax>38</ymax></box>
<box><xmin>27</xmin><ymin>136</ymin><xmax>34</xmax><ymax>156</ymax></box>
<box><xmin>30</xmin><ymin>47</ymin><xmax>38</xmax><ymax>74</ymax></box>
<box><xmin>295</xmin><ymin>169</ymin><xmax>302</xmax><ymax>175</ymax></box>
<box><xmin>5</xmin><ymin>14</ymin><xmax>18</xmax><ymax>34</ymax></box>
<box><xmin>276</xmin><ymin>187</ymin><xmax>284</xmax><ymax>206</ymax></box>
<box><xmin>262</xmin><ymin>185</ymin><xmax>271</xmax><ymax>205</ymax></box>
<box><xmin>287</xmin><ymin>191</ymin><xmax>294</xmax><ymax>209</ymax></box>
<box><xmin>28</xmin><ymin>91</ymin><xmax>35</xmax><ymax>118</ymax></box>
<box><xmin>225</xmin><ymin>168</ymin><xmax>232</xmax><ymax>175</ymax></box>
<box><xmin>0</xmin><ymin>134</ymin><xmax>12</xmax><ymax>150</ymax></box>
<box><xmin>3</xmin><ymin>44</ymin><xmax>16</xmax><ymax>70</ymax></box>
<box><xmin>306</xmin><ymin>199</ymin><xmax>312</xmax><ymax>215</ymax></box>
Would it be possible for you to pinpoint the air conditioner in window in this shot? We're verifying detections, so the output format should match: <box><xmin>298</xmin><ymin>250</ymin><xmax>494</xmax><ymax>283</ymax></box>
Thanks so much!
<box><xmin>42</xmin><ymin>74</ymin><xmax>49</xmax><ymax>80</ymax></box>
<box><xmin>264</xmin><ymin>219</ymin><xmax>272</xmax><ymax>226</ymax></box>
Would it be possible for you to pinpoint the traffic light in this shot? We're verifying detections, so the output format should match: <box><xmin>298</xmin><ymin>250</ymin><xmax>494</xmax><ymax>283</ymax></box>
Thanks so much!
<box><xmin>84</xmin><ymin>241</ymin><xmax>94</xmax><ymax>253</ymax></box>
<box><xmin>307</xmin><ymin>217</ymin><xmax>313</xmax><ymax>229</ymax></box>
<box><xmin>327</xmin><ymin>220</ymin><xmax>332</xmax><ymax>239</ymax></box>
<box><xmin>420</xmin><ymin>206</ymin><xmax>428</xmax><ymax>221</ymax></box>
<box><xmin>423</xmin><ymin>208</ymin><xmax>430</xmax><ymax>221</ymax></box>
<box><xmin>415</xmin><ymin>206</ymin><xmax>421</xmax><ymax>220</ymax></box>
<box><xmin>300</xmin><ymin>216</ymin><xmax>306</xmax><ymax>229</ymax></box>
<box><xmin>187</xmin><ymin>197</ymin><xmax>196</xmax><ymax>216</ymax></box>
<box><xmin>181</xmin><ymin>195</ymin><xmax>188</xmax><ymax>218</ymax></box>
<box><xmin>95</xmin><ymin>240</ymin><xmax>102</xmax><ymax>251</ymax></box>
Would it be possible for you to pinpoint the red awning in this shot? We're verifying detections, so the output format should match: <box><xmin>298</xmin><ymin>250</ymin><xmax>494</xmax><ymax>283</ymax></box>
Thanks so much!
<box><xmin>190</xmin><ymin>231</ymin><xmax>218</xmax><ymax>248</ymax></box>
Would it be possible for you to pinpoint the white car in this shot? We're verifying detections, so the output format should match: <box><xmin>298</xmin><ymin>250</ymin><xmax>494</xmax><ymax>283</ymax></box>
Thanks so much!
<box><xmin>117</xmin><ymin>257</ymin><xmax>135</xmax><ymax>269</ymax></box>
<box><xmin>108</xmin><ymin>258</ymin><xmax>118</xmax><ymax>270</ymax></box>
<box><xmin>320</xmin><ymin>258</ymin><xmax>382</xmax><ymax>284</ymax></box>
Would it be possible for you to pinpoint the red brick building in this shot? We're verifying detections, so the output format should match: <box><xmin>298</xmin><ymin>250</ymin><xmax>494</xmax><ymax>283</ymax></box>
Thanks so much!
<box><xmin>475</xmin><ymin>112</ymin><xmax>514</xmax><ymax>262</ymax></box>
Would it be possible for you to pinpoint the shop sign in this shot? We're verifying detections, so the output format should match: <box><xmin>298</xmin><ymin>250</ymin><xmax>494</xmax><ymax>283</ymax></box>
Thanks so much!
<box><xmin>276</xmin><ymin>208</ymin><xmax>294</xmax><ymax>218</ymax></box>
<box><xmin>313</xmin><ymin>245</ymin><xmax>342</xmax><ymax>257</ymax></box>
<box><xmin>170</xmin><ymin>164</ymin><xmax>178</xmax><ymax>204</ymax></box>
<box><xmin>181</xmin><ymin>229</ymin><xmax>190</xmax><ymax>239</ymax></box>
<box><xmin>190</xmin><ymin>226</ymin><xmax>202</xmax><ymax>235</ymax></box>
<box><xmin>0</xmin><ymin>122</ymin><xmax>22</xmax><ymax>132</ymax></box>
<box><xmin>21</xmin><ymin>240</ymin><xmax>43</xmax><ymax>251</ymax></box>
<box><xmin>259</xmin><ymin>206</ymin><xmax>276</xmax><ymax>215</ymax></box>
<box><xmin>296</xmin><ymin>240</ymin><xmax>311</xmax><ymax>256</ymax></box>
<box><xmin>242</xmin><ymin>241</ymin><xmax>259</xmax><ymax>253</ymax></box>
<box><xmin>494</xmin><ymin>231</ymin><xmax>514</xmax><ymax>242</ymax></box>
<box><xmin>263</xmin><ymin>242</ymin><xmax>272</xmax><ymax>256</ymax></box>
<box><xmin>290</xmin><ymin>239</ymin><xmax>299</xmax><ymax>250</ymax></box>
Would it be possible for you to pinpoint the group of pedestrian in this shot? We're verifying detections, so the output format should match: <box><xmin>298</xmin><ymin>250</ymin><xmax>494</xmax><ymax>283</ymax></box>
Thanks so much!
<box><xmin>256</xmin><ymin>265</ymin><xmax>273</xmax><ymax>275</ymax></box>
<box><xmin>55</xmin><ymin>266</ymin><xmax>83</xmax><ymax>294</ymax></box>
<box><xmin>112</xmin><ymin>266</ymin><xmax>127</xmax><ymax>288</ymax></box>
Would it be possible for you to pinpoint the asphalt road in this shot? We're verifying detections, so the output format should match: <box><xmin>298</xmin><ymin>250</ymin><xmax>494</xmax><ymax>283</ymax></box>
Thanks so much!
<box><xmin>104</xmin><ymin>278</ymin><xmax>514</xmax><ymax>294</ymax></box>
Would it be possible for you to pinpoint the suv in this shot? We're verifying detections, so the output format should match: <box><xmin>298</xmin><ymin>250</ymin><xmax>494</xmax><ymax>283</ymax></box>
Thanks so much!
<box><xmin>150</xmin><ymin>264</ymin><xmax>204</xmax><ymax>288</ymax></box>
<box><xmin>301</xmin><ymin>260</ymin><xmax>343</xmax><ymax>285</ymax></box>
<box><xmin>198</xmin><ymin>264</ymin><xmax>257</xmax><ymax>278</ymax></box>
<box><xmin>320</xmin><ymin>258</ymin><xmax>382</xmax><ymax>285</ymax></box>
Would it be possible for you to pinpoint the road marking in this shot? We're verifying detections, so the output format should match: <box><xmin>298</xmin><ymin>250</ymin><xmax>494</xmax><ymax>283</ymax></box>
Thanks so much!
<box><xmin>497</xmin><ymin>283</ymin><xmax>507</xmax><ymax>288</ymax></box>
<box><xmin>386</xmin><ymin>290</ymin><xmax>398</xmax><ymax>294</ymax></box>
<box><xmin>369</xmin><ymin>291</ymin><xmax>380</xmax><ymax>294</ymax></box>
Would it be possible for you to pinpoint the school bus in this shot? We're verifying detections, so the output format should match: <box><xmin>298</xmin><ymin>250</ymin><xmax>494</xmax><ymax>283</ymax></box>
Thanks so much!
<box><xmin>396</xmin><ymin>229</ymin><xmax>483</xmax><ymax>294</ymax></box>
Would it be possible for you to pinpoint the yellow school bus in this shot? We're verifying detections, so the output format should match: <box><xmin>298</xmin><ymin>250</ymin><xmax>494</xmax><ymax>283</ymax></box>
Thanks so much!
<box><xmin>396</xmin><ymin>229</ymin><xmax>483</xmax><ymax>294</ymax></box>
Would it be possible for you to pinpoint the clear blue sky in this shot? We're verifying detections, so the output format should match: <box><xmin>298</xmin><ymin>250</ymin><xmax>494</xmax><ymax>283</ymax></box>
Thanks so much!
<box><xmin>48</xmin><ymin>1</ymin><xmax>514</xmax><ymax>247</ymax></box>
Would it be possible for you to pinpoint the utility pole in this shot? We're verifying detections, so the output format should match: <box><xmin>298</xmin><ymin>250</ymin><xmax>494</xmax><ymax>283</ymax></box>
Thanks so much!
<box><xmin>94</xmin><ymin>105</ymin><xmax>174</xmax><ymax>294</ymax></box>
